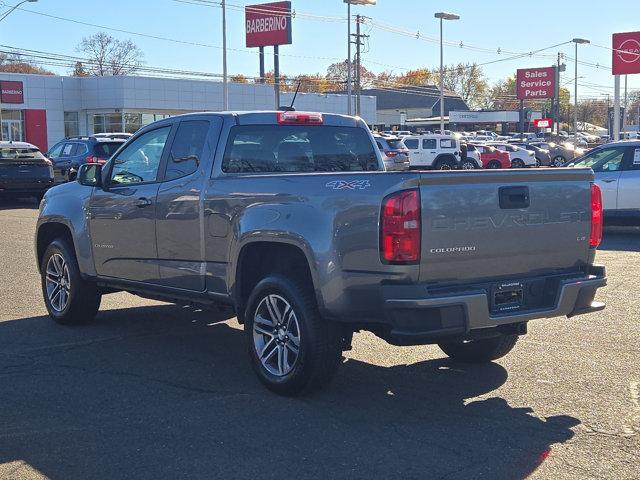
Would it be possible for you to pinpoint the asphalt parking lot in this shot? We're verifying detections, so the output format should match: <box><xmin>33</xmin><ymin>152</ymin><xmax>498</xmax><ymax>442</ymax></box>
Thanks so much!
<box><xmin>0</xmin><ymin>198</ymin><xmax>638</xmax><ymax>480</ymax></box>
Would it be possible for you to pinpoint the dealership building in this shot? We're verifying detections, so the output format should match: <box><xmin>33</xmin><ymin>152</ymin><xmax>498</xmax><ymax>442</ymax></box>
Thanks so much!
<box><xmin>0</xmin><ymin>72</ymin><xmax>376</xmax><ymax>152</ymax></box>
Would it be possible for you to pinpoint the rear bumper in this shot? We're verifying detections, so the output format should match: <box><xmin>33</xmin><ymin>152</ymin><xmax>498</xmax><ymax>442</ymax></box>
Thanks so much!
<box><xmin>380</xmin><ymin>265</ymin><xmax>606</xmax><ymax>345</ymax></box>
<box><xmin>0</xmin><ymin>178</ymin><xmax>54</xmax><ymax>194</ymax></box>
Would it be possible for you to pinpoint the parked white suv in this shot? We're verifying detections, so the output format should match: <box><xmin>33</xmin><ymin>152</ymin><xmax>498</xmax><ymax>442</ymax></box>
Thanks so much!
<box><xmin>402</xmin><ymin>134</ymin><xmax>461</xmax><ymax>170</ymax></box>
<box><xmin>489</xmin><ymin>143</ymin><xmax>536</xmax><ymax>168</ymax></box>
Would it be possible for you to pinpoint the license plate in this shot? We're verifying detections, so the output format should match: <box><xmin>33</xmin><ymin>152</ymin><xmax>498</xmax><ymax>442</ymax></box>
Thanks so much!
<box><xmin>491</xmin><ymin>282</ymin><xmax>524</xmax><ymax>313</ymax></box>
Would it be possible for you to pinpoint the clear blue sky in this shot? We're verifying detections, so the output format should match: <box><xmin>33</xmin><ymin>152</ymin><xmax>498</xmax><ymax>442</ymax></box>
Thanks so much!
<box><xmin>1</xmin><ymin>0</ymin><xmax>638</xmax><ymax>102</ymax></box>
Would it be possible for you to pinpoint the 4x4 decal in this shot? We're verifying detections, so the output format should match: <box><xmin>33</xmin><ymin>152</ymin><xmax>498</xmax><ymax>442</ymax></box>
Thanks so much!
<box><xmin>325</xmin><ymin>180</ymin><xmax>371</xmax><ymax>190</ymax></box>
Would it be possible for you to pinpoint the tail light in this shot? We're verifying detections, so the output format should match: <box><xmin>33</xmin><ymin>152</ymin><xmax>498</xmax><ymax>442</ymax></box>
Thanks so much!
<box><xmin>86</xmin><ymin>155</ymin><xmax>99</xmax><ymax>164</ymax></box>
<box><xmin>384</xmin><ymin>151</ymin><xmax>398</xmax><ymax>158</ymax></box>
<box><xmin>380</xmin><ymin>189</ymin><xmax>421</xmax><ymax>264</ymax></box>
<box><xmin>277</xmin><ymin>111</ymin><xmax>323</xmax><ymax>125</ymax></box>
<box><xmin>590</xmin><ymin>183</ymin><xmax>603</xmax><ymax>248</ymax></box>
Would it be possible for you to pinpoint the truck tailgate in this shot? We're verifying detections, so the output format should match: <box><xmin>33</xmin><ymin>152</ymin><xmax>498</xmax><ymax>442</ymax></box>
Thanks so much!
<box><xmin>418</xmin><ymin>168</ymin><xmax>594</xmax><ymax>283</ymax></box>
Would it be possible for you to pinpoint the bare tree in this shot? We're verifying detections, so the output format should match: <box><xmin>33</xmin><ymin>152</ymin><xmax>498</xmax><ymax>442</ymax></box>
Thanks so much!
<box><xmin>76</xmin><ymin>32</ymin><xmax>144</xmax><ymax>76</ymax></box>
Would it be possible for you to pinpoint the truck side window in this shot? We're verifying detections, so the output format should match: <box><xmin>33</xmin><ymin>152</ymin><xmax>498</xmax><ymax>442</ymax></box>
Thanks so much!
<box><xmin>572</xmin><ymin>147</ymin><xmax>626</xmax><ymax>172</ymax></box>
<box><xmin>221</xmin><ymin>125</ymin><xmax>379</xmax><ymax>173</ymax></box>
<box><xmin>422</xmin><ymin>139</ymin><xmax>436</xmax><ymax>149</ymax></box>
<box><xmin>403</xmin><ymin>138</ymin><xmax>418</xmax><ymax>150</ymax></box>
<box><xmin>165</xmin><ymin>120</ymin><xmax>209</xmax><ymax>181</ymax></box>
<box><xmin>110</xmin><ymin>126</ymin><xmax>171</xmax><ymax>185</ymax></box>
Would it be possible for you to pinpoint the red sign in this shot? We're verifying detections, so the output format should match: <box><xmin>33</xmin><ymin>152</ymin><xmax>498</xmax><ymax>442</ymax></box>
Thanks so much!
<box><xmin>0</xmin><ymin>80</ymin><xmax>24</xmax><ymax>104</ymax></box>
<box><xmin>612</xmin><ymin>31</ymin><xmax>640</xmax><ymax>75</ymax></box>
<box><xmin>516</xmin><ymin>67</ymin><xmax>555</xmax><ymax>100</ymax></box>
<box><xmin>534</xmin><ymin>118</ymin><xmax>552</xmax><ymax>128</ymax></box>
<box><xmin>245</xmin><ymin>1</ymin><xmax>292</xmax><ymax>48</ymax></box>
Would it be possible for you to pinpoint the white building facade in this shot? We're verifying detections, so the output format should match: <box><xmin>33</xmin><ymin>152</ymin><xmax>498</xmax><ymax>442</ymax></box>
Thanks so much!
<box><xmin>0</xmin><ymin>73</ymin><xmax>376</xmax><ymax>151</ymax></box>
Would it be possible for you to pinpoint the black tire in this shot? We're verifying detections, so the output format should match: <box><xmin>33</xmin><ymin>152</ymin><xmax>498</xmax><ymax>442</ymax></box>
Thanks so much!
<box><xmin>438</xmin><ymin>334</ymin><xmax>518</xmax><ymax>363</ymax></box>
<box><xmin>535</xmin><ymin>158</ymin><xmax>541</xmax><ymax>167</ymax></box>
<box><xmin>487</xmin><ymin>160</ymin><xmax>501</xmax><ymax>169</ymax></box>
<box><xmin>40</xmin><ymin>238</ymin><xmax>101</xmax><ymax>325</ymax></box>
<box><xmin>552</xmin><ymin>155</ymin><xmax>566</xmax><ymax>167</ymax></box>
<box><xmin>511</xmin><ymin>158</ymin><xmax>525</xmax><ymax>168</ymax></box>
<box><xmin>245</xmin><ymin>275</ymin><xmax>343</xmax><ymax>396</ymax></box>
<box><xmin>434</xmin><ymin>157</ymin><xmax>456</xmax><ymax>170</ymax></box>
<box><xmin>460</xmin><ymin>160</ymin><xmax>476</xmax><ymax>170</ymax></box>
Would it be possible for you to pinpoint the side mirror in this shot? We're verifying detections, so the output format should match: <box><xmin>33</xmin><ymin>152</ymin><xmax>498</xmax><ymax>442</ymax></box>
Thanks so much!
<box><xmin>77</xmin><ymin>163</ymin><xmax>102</xmax><ymax>187</ymax></box>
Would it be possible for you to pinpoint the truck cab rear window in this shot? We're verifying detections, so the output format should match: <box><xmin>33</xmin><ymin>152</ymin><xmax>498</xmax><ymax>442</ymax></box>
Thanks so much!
<box><xmin>221</xmin><ymin>125</ymin><xmax>380</xmax><ymax>173</ymax></box>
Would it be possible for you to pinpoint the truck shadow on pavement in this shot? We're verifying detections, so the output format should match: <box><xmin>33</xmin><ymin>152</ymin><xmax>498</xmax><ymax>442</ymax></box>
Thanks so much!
<box><xmin>0</xmin><ymin>304</ymin><xmax>579</xmax><ymax>480</ymax></box>
<box><xmin>0</xmin><ymin>197</ymin><xmax>39</xmax><ymax>211</ymax></box>
<box><xmin>600</xmin><ymin>226</ymin><xmax>640</xmax><ymax>252</ymax></box>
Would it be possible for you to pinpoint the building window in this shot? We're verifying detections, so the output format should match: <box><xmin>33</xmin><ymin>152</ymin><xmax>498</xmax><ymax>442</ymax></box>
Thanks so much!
<box><xmin>92</xmin><ymin>113</ymin><xmax>123</xmax><ymax>134</ymax></box>
<box><xmin>64</xmin><ymin>112</ymin><xmax>79</xmax><ymax>137</ymax></box>
<box><xmin>0</xmin><ymin>109</ymin><xmax>24</xmax><ymax>142</ymax></box>
<box><xmin>124</xmin><ymin>113</ymin><xmax>142</xmax><ymax>134</ymax></box>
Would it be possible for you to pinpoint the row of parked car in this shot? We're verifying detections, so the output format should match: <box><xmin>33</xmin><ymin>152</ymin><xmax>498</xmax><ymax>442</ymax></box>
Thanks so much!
<box><xmin>374</xmin><ymin>130</ymin><xmax>587</xmax><ymax>171</ymax></box>
<box><xmin>0</xmin><ymin>133</ymin><xmax>132</xmax><ymax>204</ymax></box>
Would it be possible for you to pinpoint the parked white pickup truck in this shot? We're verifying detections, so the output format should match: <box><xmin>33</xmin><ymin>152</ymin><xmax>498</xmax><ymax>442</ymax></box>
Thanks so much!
<box><xmin>401</xmin><ymin>134</ymin><xmax>462</xmax><ymax>170</ymax></box>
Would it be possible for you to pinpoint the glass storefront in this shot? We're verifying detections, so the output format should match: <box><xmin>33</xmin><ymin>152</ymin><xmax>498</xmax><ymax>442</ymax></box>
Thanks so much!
<box><xmin>0</xmin><ymin>109</ymin><xmax>24</xmax><ymax>142</ymax></box>
<box><xmin>90</xmin><ymin>112</ymin><xmax>173</xmax><ymax>135</ymax></box>
<box><xmin>64</xmin><ymin>112</ymin><xmax>79</xmax><ymax>137</ymax></box>
<box><xmin>91</xmin><ymin>113</ymin><xmax>123</xmax><ymax>134</ymax></box>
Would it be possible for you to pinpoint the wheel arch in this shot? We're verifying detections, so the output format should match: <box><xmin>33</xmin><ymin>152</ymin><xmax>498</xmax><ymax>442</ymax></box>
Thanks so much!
<box><xmin>36</xmin><ymin>221</ymin><xmax>75</xmax><ymax>273</ymax></box>
<box><xmin>233</xmin><ymin>240</ymin><xmax>320</xmax><ymax>323</ymax></box>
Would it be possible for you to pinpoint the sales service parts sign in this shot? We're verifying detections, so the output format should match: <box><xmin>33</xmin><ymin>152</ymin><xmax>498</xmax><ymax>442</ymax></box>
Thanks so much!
<box><xmin>245</xmin><ymin>1</ymin><xmax>292</xmax><ymax>48</ymax></box>
<box><xmin>516</xmin><ymin>67</ymin><xmax>555</xmax><ymax>100</ymax></box>
<box><xmin>612</xmin><ymin>31</ymin><xmax>640</xmax><ymax>75</ymax></box>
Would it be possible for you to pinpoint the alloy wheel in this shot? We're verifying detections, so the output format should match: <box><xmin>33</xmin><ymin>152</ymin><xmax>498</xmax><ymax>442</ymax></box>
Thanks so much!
<box><xmin>45</xmin><ymin>253</ymin><xmax>71</xmax><ymax>312</ymax></box>
<box><xmin>253</xmin><ymin>294</ymin><xmax>301</xmax><ymax>377</ymax></box>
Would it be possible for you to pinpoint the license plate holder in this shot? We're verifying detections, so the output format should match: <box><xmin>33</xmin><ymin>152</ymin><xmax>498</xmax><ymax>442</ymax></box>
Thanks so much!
<box><xmin>491</xmin><ymin>282</ymin><xmax>524</xmax><ymax>314</ymax></box>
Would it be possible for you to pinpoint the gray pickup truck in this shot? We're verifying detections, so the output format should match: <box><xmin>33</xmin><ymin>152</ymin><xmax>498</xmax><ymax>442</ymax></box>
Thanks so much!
<box><xmin>36</xmin><ymin>111</ymin><xmax>607</xmax><ymax>396</ymax></box>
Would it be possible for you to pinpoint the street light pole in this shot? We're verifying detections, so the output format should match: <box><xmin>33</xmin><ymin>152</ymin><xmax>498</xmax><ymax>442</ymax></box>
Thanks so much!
<box><xmin>0</xmin><ymin>0</ymin><xmax>38</xmax><ymax>23</ymax></box>
<box><xmin>221</xmin><ymin>0</ymin><xmax>229</xmax><ymax>110</ymax></box>
<box><xmin>0</xmin><ymin>0</ymin><xmax>39</xmax><ymax>141</ymax></box>
<box><xmin>434</xmin><ymin>11</ymin><xmax>459</xmax><ymax>134</ymax></box>
<box><xmin>572</xmin><ymin>38</ymin><xmax>589</xmax><ymax>141</ymax></box>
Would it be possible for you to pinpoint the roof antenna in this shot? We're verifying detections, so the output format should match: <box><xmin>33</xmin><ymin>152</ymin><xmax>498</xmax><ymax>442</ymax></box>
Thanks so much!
<box><xmin>278</xmin><ymin>81</ymin><xmax>301</xmax><ymax>111</ymax></box>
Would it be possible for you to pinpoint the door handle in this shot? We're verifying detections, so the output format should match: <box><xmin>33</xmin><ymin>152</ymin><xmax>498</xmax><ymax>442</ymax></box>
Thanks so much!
<box><xmin>601</xmin><ymin>179</ymin><xmax>617</xmax><ymax>183</ymax></box>
<box><xmin>135</xmin><ymin>197</ymin><xmax>152</xmax><ymax>208</ymax></box>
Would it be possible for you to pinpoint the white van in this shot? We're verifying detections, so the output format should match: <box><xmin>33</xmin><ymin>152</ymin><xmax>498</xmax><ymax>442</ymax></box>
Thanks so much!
<box><xmin>401</xmin><ymin>134</ymin><xmax>461</xmax><ymax>170</ymax></box>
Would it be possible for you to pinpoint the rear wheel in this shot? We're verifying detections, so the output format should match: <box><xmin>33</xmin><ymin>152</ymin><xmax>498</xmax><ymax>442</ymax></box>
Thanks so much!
<box><xmin>41</xmin><ymin>239</ymin><xmax>101</xmax><ymax>325</ymax></box>
<box><xmin>552</xmin><ymin>155</ymin><xmax>566</xmax><ymax>167</ymax></box>
<box><xmin>487</xmin><ymin>160</ymin><xmax>501</xmax><ymax>169</ymax></box>
<box><xmin>434</xmin><ymin>158</ymin><xmax>456</xmax><ymax>170</ymax></box>
<box><xmin>438</xmin><ymin>334</ymin><xmax>518</xmax><ymax>363</ymax></box>
<box><xmin>460</xmin><ymin>160</ymin><xmax>476</xmax><ymax>170</ymax></box>
<box><xmin>245</xmin><ymin>274</ymin><xmax>343</xmax><ymax>396</ymax></box>
<box><xmin>511</xmin><ymin>158</ymin><xmax>525</xmax><ymax>168</ymax></box>
<box><xmin>535</xmin><ymin>158</ymin><xmax>541</xmax><ymax>167</ymax></box>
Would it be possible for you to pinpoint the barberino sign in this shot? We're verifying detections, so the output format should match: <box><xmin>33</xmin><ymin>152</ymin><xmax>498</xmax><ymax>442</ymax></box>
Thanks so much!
<box><xmin>0</xmin><ymin>80</ymin><xmax>24</xmax><ymax>104</ymax></box>
<box><xmin>612</xmin><ymin>31</ymin><xmax>640</xmax><ymax>75</ymax></box>
<box><xmin>516</xmin><ymin>67</ymin><xmax>555</xmax><ymax>100</ymax></box>
<box><xmin>245</xmin><ymin>1</ymin><xmax>292</xmax><ymax>48</ymax></box>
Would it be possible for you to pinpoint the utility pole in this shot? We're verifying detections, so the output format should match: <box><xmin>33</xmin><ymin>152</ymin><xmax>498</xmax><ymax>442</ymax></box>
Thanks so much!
<box><xmin>351</xmin><ymin>15</ymin><xmax>368</xmax><ymax>117</ymax></box>
<box><xmin>346</xmin><ymin>1</ymin><xmax>352</xmax><ymax>115</ymax></box>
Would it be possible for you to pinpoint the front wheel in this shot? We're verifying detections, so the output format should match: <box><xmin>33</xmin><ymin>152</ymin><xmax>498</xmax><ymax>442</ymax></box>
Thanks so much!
<box><xmin>41</xmin><ymin>239</ymin><xmax>101</xmax><ymax>325</ymax></box>
<box><xmin>552</xmin><ymin>155</ymin><xmax>566</xmax><ymax>167</ymax></box>
<box><xmin>438</xmin><ymin>334</ymin><xmax>518</xmax><ymax>363</ymax></box>
<box><xmin>245</xmin><ymin>275</ymin><xmax>343</xmax><ymax>396</ymax></box>
<box><xmin>511</xmin><ymin>158</ymin><xmax>525</xmax><ymax>168</ymax></box>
